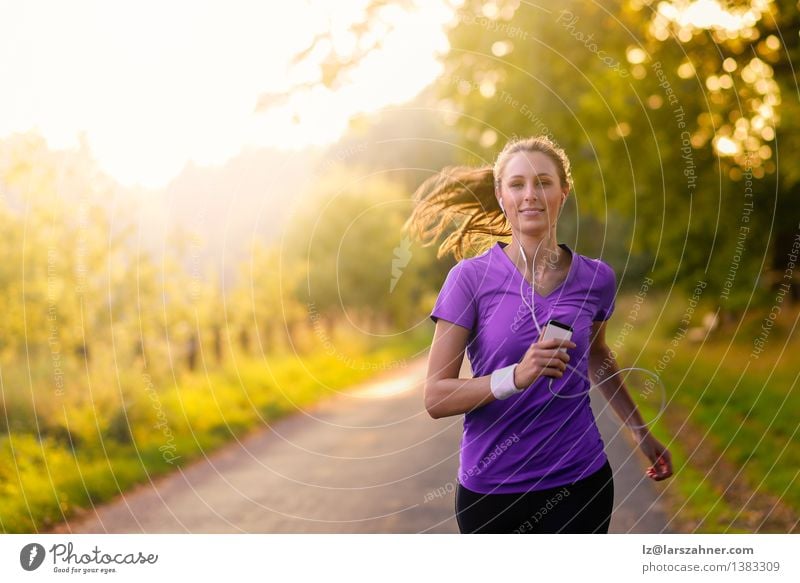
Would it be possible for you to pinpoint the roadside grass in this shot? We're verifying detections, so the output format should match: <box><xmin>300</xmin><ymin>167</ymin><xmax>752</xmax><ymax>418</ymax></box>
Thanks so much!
<box><xmin>0</xmin><ymin>325</ymin><xmax>431</xmax><ymax>533</ymax></box>
<box><xmin>609</xmin><ymin>290</ymin><xmax>799</xmax><ymax>532</ymax></box>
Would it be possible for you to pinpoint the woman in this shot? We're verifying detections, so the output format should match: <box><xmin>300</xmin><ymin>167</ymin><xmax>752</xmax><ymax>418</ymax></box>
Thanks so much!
<box><xmin>404</xmin><ymin>135</ymin><xmax>673</xmax><ymax>534</ymax></box>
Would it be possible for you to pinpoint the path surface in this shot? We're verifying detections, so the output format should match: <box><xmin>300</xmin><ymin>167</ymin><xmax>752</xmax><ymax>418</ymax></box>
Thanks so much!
<box><xmin>50</xmin><ymin>355</ymin><xmax>672</xmax><ymax>533</ymax></box>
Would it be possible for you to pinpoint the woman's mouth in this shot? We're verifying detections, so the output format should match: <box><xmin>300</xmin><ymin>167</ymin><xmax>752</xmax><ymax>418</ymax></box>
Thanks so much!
<box><xmin>520</xmin><ymin>209</ymin><xmax>544</xmax><ymax>216</ymax></box>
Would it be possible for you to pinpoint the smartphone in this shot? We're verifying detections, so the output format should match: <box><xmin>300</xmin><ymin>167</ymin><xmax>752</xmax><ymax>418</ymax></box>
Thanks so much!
<box><xmin>540</xmin><ymin>319</ymin><xmax>573</xmax><ymax>352</ymax></box>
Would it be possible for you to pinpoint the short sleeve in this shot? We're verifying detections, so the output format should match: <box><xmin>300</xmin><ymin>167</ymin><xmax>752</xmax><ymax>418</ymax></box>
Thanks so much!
<box><xmin>594</xmin><ymin>260</ymin><xmax>617</xmax><ymax>321</ymax></box>
<box><xmin>429</xmin><ymin>261</ymin><xmax>477</xmax><ymax>330</ymax></box>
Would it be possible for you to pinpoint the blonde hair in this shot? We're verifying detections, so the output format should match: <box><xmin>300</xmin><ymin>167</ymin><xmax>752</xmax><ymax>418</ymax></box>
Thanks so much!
<box><xmin>403</xmin><ymin>135</ymin><xmax>572</xmax><ymax>261</ymax></box>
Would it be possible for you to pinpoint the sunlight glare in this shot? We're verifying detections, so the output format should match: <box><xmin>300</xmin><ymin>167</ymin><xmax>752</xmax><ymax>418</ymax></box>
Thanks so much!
<box><xmin>0</xmin><ymin>0</ymin><xmax>453</xmax><ymax>188</ymax></box>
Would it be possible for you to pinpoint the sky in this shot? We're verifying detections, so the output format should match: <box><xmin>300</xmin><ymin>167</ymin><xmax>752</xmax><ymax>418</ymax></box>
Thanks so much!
<box><xmin>0</xmin><ymin>0</ymin><xmax>454</xmax><ymax>188</ymax></box>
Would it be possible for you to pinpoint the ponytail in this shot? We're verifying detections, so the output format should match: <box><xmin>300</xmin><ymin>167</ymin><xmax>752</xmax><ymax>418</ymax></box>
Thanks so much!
<box><xmin>402</xmin><ymin>165</ymin><xmax>508</xmax><ymax>261</ymax></box>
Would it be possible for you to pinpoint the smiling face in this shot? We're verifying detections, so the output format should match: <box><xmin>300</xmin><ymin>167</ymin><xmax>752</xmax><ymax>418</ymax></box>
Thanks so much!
<box><xmin>497</xmin><ymin>150</ymin><xmax>569</xmax><ymax>235</ymax></box>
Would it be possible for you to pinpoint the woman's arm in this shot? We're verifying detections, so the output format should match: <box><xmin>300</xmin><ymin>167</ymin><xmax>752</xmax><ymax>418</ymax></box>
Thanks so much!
<box><xmin>588</xmin><ymin>320</ymin><xmax>674</xmax><ymax>481</ymax></box>
<box><xmin>587</xmin><ymin>320</ymin><xmax>648</xmax><ymax>436</ymax></box>
<box><xmin>424</xmin><ymin>319</ymin><xmax>497</xmax><ymax>418</ymax></box>
<box><xmin>426</xmin><ymin>319</ymin><xmax>574</xmax><ymax>418</ymax></box>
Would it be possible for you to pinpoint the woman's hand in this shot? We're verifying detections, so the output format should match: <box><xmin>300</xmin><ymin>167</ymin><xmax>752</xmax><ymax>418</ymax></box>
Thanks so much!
<box><xmin>513</xmin><ymin>338</ymin><xmax>577</xmax><ymax>388</ymax></box>
<box><xmin>634</xmin><ymin>429</ymin><xmax>673</xmax><ymax>481</ymax></box>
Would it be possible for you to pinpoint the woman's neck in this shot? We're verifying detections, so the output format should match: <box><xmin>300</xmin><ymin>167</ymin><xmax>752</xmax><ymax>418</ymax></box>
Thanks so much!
<box><xmin>505</xmin><ymin>234</ymin><xmax>563</xmax><ymax>284</ymax></box>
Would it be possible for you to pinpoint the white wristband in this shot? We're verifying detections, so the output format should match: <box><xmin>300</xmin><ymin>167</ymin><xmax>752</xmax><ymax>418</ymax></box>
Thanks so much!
<box><xmin>490</xmin><ymin>363</ymin><xmax>522</xmax><ymax>400</ymax></box>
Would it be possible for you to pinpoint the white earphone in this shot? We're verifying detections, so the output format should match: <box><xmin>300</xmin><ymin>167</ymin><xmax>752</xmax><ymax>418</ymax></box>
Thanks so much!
<box><xmin>516</xmin><ymin>238</ymin><xmax>665</xmax><ymax>428</ymax></box>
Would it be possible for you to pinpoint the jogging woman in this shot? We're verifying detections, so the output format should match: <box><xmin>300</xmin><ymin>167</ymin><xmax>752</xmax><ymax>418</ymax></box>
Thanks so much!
<box><xmin>405</xmin><ymin>135</ymin><xmax>673</xmax><ymax>534</ymax></box>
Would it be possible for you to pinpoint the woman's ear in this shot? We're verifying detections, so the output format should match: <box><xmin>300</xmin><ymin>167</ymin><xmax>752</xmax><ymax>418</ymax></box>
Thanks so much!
<box><xmin>558</xmin><ymin>188</ymin><xmax>568</xmax><ymax>216</ymax></box>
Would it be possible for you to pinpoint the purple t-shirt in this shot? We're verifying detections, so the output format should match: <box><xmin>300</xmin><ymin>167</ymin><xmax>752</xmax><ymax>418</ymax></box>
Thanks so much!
<box><xmin>429</xmin><ymin>240</ymin><xmax>617</xmax><ymax>494</ymax></box>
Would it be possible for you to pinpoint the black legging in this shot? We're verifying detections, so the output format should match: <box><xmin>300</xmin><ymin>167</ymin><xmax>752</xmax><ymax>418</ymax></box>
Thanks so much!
<box><xmin>455</xmin><ymin>459</ymin><xmax>614</xmax><ymax>533</ymax></box>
